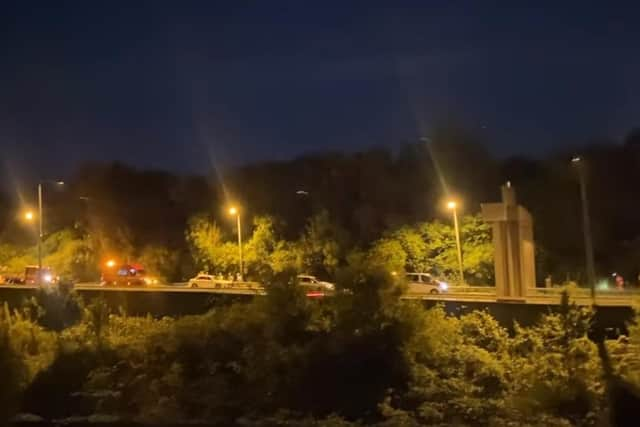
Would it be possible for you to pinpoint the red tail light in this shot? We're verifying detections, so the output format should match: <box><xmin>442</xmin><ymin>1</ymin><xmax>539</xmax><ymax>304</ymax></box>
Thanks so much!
<box><xmin>306</xmin><ymin>291</ymin><xmax>325</xmax><ymax>298</ymax></box>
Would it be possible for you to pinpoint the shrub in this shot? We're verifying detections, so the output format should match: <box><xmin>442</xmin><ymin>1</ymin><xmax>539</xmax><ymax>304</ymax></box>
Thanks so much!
<box><xmin>0</xmin><ymin>308</ymin><xmax>26</xmax><ymax>425</ymax></box>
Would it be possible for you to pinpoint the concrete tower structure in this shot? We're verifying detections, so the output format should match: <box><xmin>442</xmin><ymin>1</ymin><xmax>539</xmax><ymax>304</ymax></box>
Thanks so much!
<box><xmin>481</xmin><ymin>183</ymin><xmax>536</xmax><ymax>300</ymax></box>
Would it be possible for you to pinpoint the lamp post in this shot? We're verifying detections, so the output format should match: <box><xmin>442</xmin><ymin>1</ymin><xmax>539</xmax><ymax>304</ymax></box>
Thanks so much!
<box><xmin>30</xmin><ymin>181</ymin><xmax>64</xmax><ymax>286</ymax></box>
<box><xmin>295</xmin><ymin>189</ymin><xmax>312</xmax><ymax>230</ymax></box>
<box><xmin>228</xmin><ymin>206</ymin><xmax>244</xmax><ymax>281</ymax></box>
<box><xmin>447</xmin><ymin>200</ymin><xmax>464</xmax><ymax>285</ymax></box>
<box><xmin>571</xmin><ymin>156</ymin><xmax>596</xmax><ymax>299</ymax></box>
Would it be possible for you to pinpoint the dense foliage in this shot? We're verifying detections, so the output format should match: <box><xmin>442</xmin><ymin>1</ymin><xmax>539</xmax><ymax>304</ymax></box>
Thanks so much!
<box><xmin>0</xmin><ymin>272</ymin><xmax>638</xmax><ymax>426</ymax></box>
<box><xmin>369</xmin><ymin>214</ymin><xmax>493</xmax><ymax>284</ymax></box>
<box><xmin>4</xmin><ymin>131</ymin><xmax>640</xmax><ymax>284</ymax></box>
<box><xmin>1</xmin><ymin>204</ymin><xmax>488</xmax><ymax>285</ymax></box>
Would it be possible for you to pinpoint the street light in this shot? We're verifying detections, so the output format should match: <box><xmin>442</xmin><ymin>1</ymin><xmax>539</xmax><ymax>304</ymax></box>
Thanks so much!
<box><xmin>571</xmin><ymin>156</ymin><xmax>596</xmax><ymax>299</ymax></box>
<box><xmin>32</xmin><ymin>180</ymin><xmax>64</xmax><ymax>286</ymax></box>
<box><xmin>446</xmin><ymin>199</ymin><xmax>465</xmax><ymax>285</ymax></box>
<box><xmin>24</xmin><ymin>210</ymin><xmax>35</xmax><ymax>221</ymax></box>
<box><xmin>228</xmin><ymin>206</ymin><xmax>243</xmax><ymax>281</ymax></box>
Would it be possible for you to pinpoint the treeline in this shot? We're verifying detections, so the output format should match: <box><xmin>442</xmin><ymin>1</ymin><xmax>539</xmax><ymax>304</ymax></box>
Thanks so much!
<box><xmin>1</xmin><ymin>268</ymin><xmax>639</xmax><ymax>426</ymax></box>
<box><xmin>0</xmin><ymin>209</ymin><xmax>493</xmax><ymax>285</ymax></box>
<box><xmin>3</xmin><ymin>126</ymin><xmax>640</xmax><ymax>283</ymax></box>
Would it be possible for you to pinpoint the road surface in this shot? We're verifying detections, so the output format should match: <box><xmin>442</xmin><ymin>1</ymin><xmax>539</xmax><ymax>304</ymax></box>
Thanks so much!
<box><xmin>1</xmin><ymin>282</ymin><xmax>636</xmax><ymax>306</ymax></box>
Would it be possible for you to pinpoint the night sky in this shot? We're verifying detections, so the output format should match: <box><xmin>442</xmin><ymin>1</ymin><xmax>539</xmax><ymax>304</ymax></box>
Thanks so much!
<box><xmin>2</xmin><ymin>1</ymin><xmax>640</xmax><ymax>179</ymax></box>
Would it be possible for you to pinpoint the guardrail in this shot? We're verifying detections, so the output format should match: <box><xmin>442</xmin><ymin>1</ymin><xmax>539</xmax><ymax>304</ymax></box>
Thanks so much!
<box><xmin>527</xmin><ymin>287</ymin><xmax>640</xmax><ymax>297</ymax></box>
<box><xmin>446</xmin><ymin>286</ymin><xmax>496</xmax><ymax>294</ymax></box>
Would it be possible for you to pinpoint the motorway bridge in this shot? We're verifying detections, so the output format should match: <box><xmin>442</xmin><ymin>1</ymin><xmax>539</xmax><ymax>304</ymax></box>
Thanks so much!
<box><xmin>0</xmin><ymin>282</ymin><xmax>637</xmax><ymax>305</ymax></box>
<box><xmin>0</xmin><ymin>283</ymin><xmax>635</xmax><ymax>332</ymax></box>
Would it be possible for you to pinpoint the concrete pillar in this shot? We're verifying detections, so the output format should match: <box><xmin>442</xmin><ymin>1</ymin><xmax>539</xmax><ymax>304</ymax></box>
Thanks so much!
<box><xmin>481</xmin><ymin>183</ymin><xmax>536</xmax><ymax>300</ymax></box>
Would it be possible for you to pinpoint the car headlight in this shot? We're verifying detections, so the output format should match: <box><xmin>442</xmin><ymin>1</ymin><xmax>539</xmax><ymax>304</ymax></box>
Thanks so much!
<box><xmin>438</xmin><ymin>281</ymin><xmax>448</xmax><ymax>290</ymax></box>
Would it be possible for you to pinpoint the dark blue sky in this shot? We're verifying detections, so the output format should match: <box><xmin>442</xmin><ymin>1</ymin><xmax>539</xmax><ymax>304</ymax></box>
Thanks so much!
<box><xmin>2</xmin><ymin>1</ymin><xmax>640</xmax><ymax>178</ymax></box>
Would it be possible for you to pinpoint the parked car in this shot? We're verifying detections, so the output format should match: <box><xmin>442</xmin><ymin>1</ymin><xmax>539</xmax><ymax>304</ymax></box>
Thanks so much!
<box><xmin>1</xmin><ymin>276</ymin><xmax>25</xmax><ymax>285</ymax></box>
<box><xmin>405</xmin><ymin>272</ymin><xmax>449</xmax><ymax>294</ymax></box>
<box><xmin>101</xmin><ymin>263</ymin><xmax>149</xmax><ymax>287</ymax></box>
<box><xmin>188</xmin><ymin>274</ymin><xmax>225</xmax><ymax>288</ymax></box>
<box><xmin>0</xmin><ymin>266</ymin><xmax>58</xmax><ymax>286</ymax></box>
<box><xmin>297</xmin><ymin>274</ymin><xmax>335</xmax><ymax>296</ymax></box>
<box><xmin>24</xmin><ymin>266</ymin><xmax>58</xmax><ymax>285</ymax></box>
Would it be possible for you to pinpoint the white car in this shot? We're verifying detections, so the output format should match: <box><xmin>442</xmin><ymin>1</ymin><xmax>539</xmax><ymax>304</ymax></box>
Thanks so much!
<box><xmin>188</xmin><ymin>274</ymin><xmax>225</xmax><ymax>289</ymax></box>
<box><xmin>405</xmin><ymin>273</ymin><xmax>449</xmax><ymax>294</ymax></box>
<box><xmin>297</xmin><ymin>275</ymin><xmax>335</xmax><ymax>293</ymax></box>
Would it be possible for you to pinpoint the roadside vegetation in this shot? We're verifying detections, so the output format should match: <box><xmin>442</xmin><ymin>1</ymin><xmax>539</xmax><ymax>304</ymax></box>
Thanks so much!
<box><xmin>0</xmin><ymin>267</ymin><xmax>638</xmax><ymax>426</ymax></box>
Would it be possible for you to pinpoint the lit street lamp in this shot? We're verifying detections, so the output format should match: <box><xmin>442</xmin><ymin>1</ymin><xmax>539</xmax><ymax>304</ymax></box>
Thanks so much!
<box><xmin>571</xmin><ymin>156</ymin><xmax>596</xmax><ymax>299</ymax></box>
<box><xmin>447</xmin><ymin>200</ymin><xmax>465</xmax><ymax>285</ymax></box>
<box><xmin>228</xmin><ymin>206</ymin><xmax>244</xmax><ymax>281</ymax></box>
<box><xmin>28</xmin><ymin>181</ymin><xmax>64</xmax><ymax>286</ymax></box>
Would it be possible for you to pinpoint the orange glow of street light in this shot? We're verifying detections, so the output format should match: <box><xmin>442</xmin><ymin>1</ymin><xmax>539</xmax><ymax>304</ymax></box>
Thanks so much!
<box><xmin>105</xmin><ymin>259</ymin><xmax>116</xmax><ymax>268</ymax></box>
<box><xmin>446</xmin><ymin>200</ymin><xmax>457</xmax><ymax>210</ymax></box>
<box><xmin>24</xmin><ymin>211</ymin><xmax>35</xmax><ymax>221</ymax></box>
<box><xmin>228</xmin><ymin>206</ymin><xmax>238</xmax><ymax>216</ymax></box>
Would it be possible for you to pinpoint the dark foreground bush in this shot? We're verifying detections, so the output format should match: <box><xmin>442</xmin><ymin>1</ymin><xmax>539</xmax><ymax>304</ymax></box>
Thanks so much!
<box><xmin>0</xmin><ymin>320</ymin><xmax>25</xmax><ymax>426</ymax></box>
<box><xmin>1</xmin><ymin>276</ymin><xmax>639</xmax><ymax>426</ymax></box>
<box><xmin>23</xmin><ymin>285</ymin><xmax>83</xmax><ymax>331</ymax></box>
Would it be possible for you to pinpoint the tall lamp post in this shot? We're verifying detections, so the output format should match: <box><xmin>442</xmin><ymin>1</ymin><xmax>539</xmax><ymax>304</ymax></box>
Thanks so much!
<box><xmin>24</xmin><ymin>181</ymin><xmax>64</xmax><ymax>286</ymax></box>
<box><xmin>228</xmin><ymin>206</ymin><xmax>244</xmax><ymax>281</ymax></box>
<box><xmin>571</xmin><ymin>156</ymin><xmax>596</xmax><ymax>299</ymax></box>
<box><xmin>447</xmin><ymin>200</ymin><xmax>465</xmax><ymax>285</ymax></box>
